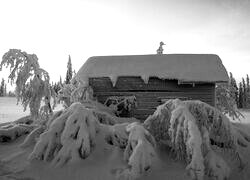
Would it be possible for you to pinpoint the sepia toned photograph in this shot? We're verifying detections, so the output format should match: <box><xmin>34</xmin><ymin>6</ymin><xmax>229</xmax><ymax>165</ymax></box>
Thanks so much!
<box><xmin>0</xmin><ymin>0</ymin><xmax>250</xmax><ymax>179</ymax></box>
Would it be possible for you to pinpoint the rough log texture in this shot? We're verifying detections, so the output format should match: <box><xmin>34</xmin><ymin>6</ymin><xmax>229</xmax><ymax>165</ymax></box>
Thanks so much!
<box><xmin>90</xmin><ymin>77</ymin><xmax>215</xmax><ymax>120</ymax></box>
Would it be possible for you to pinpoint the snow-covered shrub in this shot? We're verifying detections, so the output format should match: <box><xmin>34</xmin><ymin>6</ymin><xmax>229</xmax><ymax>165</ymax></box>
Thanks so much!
<box><xmin>201</xmin><ymin>127</ymin><xmax>231</xmax><ymax>180</ymax></box>
<box><xmin>20</xmin><ymin>113</ymin><xmax>59</xmax><ymax>148</ymax></box>
<box><xmin>29</xmin><ymin>102</ymin><xmax>100</xmax><ymax>167</ymax></box>
<box><xmin>143</xmin><ymin>103</ymin><xmax>172</xmax><ymax>145</ymax></box>
<box><xmin>105</xmin><ymin>123</ymin><xmax>130</xmax><ymax>148</ymax></box>
<box><xmin>169</xmin><ymin>104</ymin><xmax>205</xmax><ymax>179</ymax></box>
<box><xmin>91</xmin><ymin>109</ymin><xmax>118</xmax><ymax>125</ymax></box>
<box><xmin>104</xmin><ymin>96</ymin><xmax>137</xmax><ymax>116</ymax></box>
<box><xmin>25</xmin><ymin>98</ymin><xmax>249</xmax><ymax>180</ymax></box>
<box><xmin>216</xmin><ymin>83</ymin><xmax>243</xmax><ymax>120</ymax></box>
<box><xmin>58</xmin><ymin>80</ymin><xmax>93</xmax><ymax>107</ymax></box>
<box><xmin>20</xmin><ymin>125</ymin><xmax>46</xmax><ymax>148</ymax></box>
<box><xmin>144</xmin><ymin>99</ymin><xmax>249</xmax><ymax>180</ymax></box>
<box><xmin>116</xmin><ymin>122</ymin><xmax>156</xmax><ymax>180</ymax></box>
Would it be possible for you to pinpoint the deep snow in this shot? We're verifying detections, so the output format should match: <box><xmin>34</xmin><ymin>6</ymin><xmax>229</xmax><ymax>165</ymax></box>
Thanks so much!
<box><xmin>0</xmin><ymin>97</ymin><xmax>250</xmax><ymax>180</ymax></box>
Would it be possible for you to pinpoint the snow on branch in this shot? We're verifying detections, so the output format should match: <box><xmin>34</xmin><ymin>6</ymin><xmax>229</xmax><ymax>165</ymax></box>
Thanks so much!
<box><xmin>115</xmin><ymin>122</ymin><xmax>156</xmax><ymax>180</ymax></box>
<box><xmin>58</xmin><ymin>80</ymin><xmax>94</xmax><ymax>107</ymax></box>
<box><xmin>29</xmin><ymin>102</ymin><xmax>100</xmax><ymax>166</ymax></box>
<box><xmin>144</xmin><ymin>99</ymin><xmax>249</xmax><ymax>180</ymax></box>
<box><xmin>0</xmin><ymin>123</ymin><xmax>36</xmax><ymax>142</ymax></box>
<box><xmin>25</xmin><ymin>98</ymin><xmax>250</xmax><ymax>180</ymax></box>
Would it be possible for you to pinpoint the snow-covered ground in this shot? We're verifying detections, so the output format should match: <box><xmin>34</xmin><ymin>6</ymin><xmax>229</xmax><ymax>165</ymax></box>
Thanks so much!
<box><xmin>237</xmin><ymin>109</ymin><xmax>250</xmax><ymax>124</ymax></box>
<box><xmin>0</xmin><ymin>97</ymin><xmax>250</xmax><ymax>180</ymax></box>
<box><xmin>0</xmin><ymin>97</ymin><xmax>63</xmax><ymax>124</ymax></box>
<box><xmin>0</xmin><ymin>97</ymin><xmax>29</xmax><ymax>123</ymax></box>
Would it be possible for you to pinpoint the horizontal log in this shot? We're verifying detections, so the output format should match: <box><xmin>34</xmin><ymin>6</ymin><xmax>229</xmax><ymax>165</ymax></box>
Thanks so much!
<box><xmin>94</xmin><ymin>91</ymin><xmax>214</xmax><ymax>97</ymax></box>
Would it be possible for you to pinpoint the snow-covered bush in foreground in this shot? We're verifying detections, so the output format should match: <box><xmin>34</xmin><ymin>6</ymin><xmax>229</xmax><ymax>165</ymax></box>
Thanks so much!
<box><xmin>28</xmin><ymin>102</ymin><xmax>155</xmax><ymax>180</ymax></box>
<box><xmin>25</xmin><ymin>98</ymin><xmax>250</xmax><ymax>180</ymax></box>
<box><xmin>29</xmin><ymin>102</ymin><xmax>100</xmax><ymax>166</ymax></box>
<box><xmin>145</xmin><ymin>99</ymin><xmax>250</xmax><ymax>180</ymax></box>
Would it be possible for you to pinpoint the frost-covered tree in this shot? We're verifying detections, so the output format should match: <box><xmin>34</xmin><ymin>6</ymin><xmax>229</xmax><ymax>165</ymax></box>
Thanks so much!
<box><xmin>238</xmin><ymin>82</ymin><xmax>243</xmax><ymax>108</ymax></box>
<box><xmin>145</xmin><ymin>99</ymin><xmax>249</xmax><ymax>179</ymax></box>
<box><xmin>0</xmin><ymin>49</ymin><xmax>57</xmax><ymax>143</ymax></box>
<box><xmin>0</xmin><ymin>49</ymin><xmax>55</xmax><ymax>119</ymax></box>
<box><xmin>242</xmin><ymin>78</ymin><xmax>247</xmax><ymax>108</ymax></box>
<box><xmin>215</xmin><ymin>83</ymin><xmax>242</xmax><ymax>120</ymax></box>
<box><xmin>65</xmin><ymin>55</ymin><xmax>73</xmax><ymax>84</ymax></box>
<box><xmin>246</xmin><ymin>74</ymin><xmax>250</xmax><ymax>108</ymax></box>
<box><xmin>229</xmin><ymin>72</ymin><xmax>238</xmax><ymax>106</ymax></box>
<box><xmin>59</xmin><ymin>76</ymin><xmax>63</xmax><ymax>85</ymax></box>
<box><xmin>58</xmin><ymin>79</ymin><xmax>94</xmax><ymax>107</ymax></box>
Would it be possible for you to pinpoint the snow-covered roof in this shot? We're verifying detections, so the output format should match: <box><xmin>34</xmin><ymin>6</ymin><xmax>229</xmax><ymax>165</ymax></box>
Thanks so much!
<box><xmin>75</xmin><ymin>54</ymin><xmax>229</xmax><ymax>86</ymax></box>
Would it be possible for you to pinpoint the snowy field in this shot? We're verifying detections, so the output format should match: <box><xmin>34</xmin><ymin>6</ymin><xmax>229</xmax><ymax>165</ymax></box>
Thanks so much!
<box><xmin>0</xmin><ymin>97</ymin><xmax>63</xmax><ymax>124</ymax></box>
<box><xmin>0</xmin><ymin>97</ymin><xmax>29</xmax><ymax>123</ymax></box>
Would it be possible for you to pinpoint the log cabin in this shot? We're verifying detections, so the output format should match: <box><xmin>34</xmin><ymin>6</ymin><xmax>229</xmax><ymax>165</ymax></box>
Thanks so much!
<box><xmin>75</xmin><ymin>54</ymin><xmax>229</xmax><ymax>120</ymax></box>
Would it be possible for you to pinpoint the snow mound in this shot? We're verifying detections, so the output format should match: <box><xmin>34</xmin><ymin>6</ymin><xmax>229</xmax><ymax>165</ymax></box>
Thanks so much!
<box><xmin>115</xmin><ymin>122</ymin><xmax>157</xmax><ymax>180</ymax></box>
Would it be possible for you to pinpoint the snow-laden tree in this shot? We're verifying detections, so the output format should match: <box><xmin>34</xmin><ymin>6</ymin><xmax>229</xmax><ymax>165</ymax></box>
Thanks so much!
<box><xmin>0</xmin><ymin>49</ymin><xmax>56</xmax><ymax>142</ymax></box>
<box><xmin>0</xmin><ymin>49</ymin><xmax>55</xmax><ymax>118</ymax></box>
<box><xmin>65</xmin><ymin>55</ymin><xmax>73</xmax><ymax>84</ymax></box>
<box><xmin>27</xmin><ymin>101</ymin><xmax>155</xmax><ymax>179</ymax></box>
<box><xmin>216</xmin><ymin>83</ymin><xmax>243</xmax><ymax>120</ymax></box>
<box><xmin>29</xmin><ymin>103</ymin><xmax>100</xmax><ymax>166</ymax></box>
<box><xmin>58</xmin><ymin>79</ymin><xmax>94</xmax><ymax>107</ymax></box>
<box><xmin>25</xmin><ymin>98</ymin><xmax>250</xmax><ymax>180</ymax></box>
<box><xmin>145</xmin><ymin>99</ymin><xmax>250</xmax><ymax>180</ymax></box>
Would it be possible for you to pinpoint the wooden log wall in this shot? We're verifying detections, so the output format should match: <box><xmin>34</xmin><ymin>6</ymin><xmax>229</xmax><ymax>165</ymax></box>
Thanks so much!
<box><xmin>89</xmin><ymin>76</ymin><xmax>215</xmax><ymax>121</ymax></box>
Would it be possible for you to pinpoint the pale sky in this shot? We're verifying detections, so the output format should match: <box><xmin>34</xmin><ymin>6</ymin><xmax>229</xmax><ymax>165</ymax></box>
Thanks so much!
<box><xmin>0</xmin><ymin>0</ymin><xmax>250</xmax><ymax>91</ymax></box>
